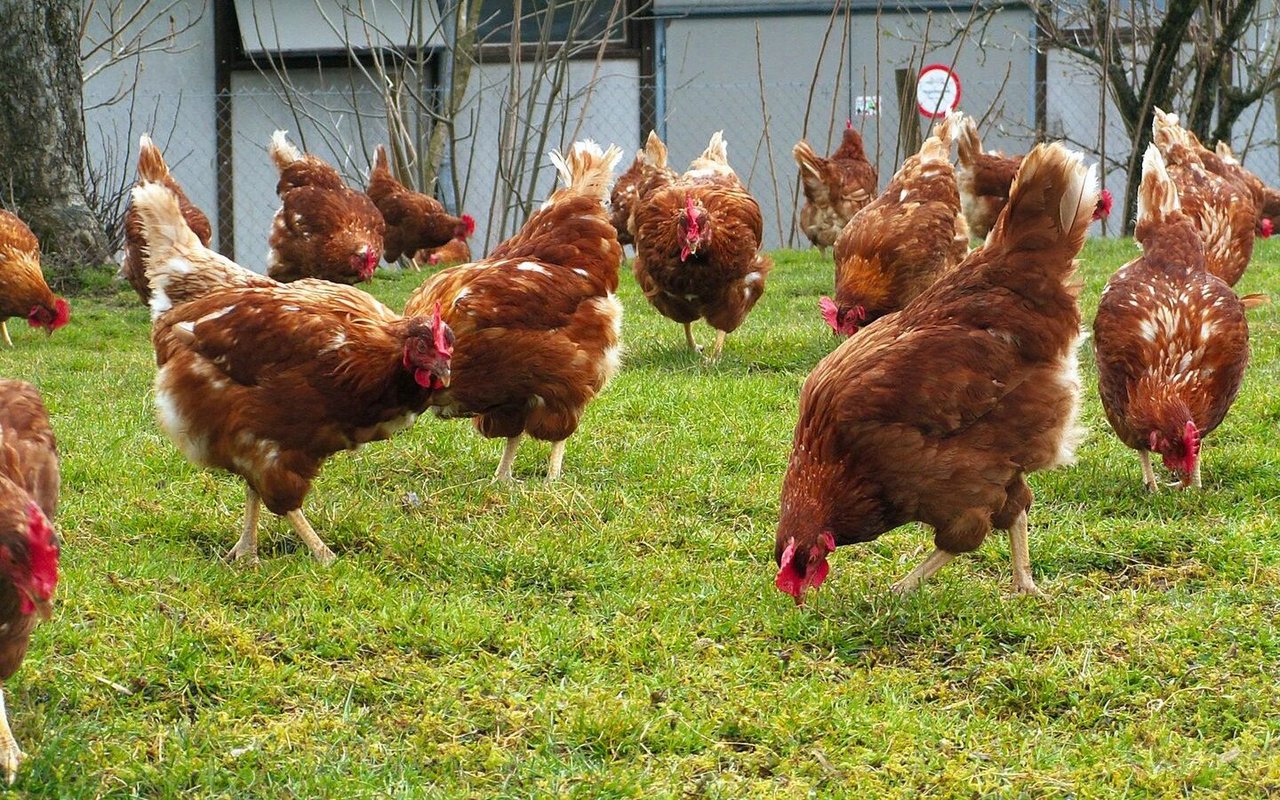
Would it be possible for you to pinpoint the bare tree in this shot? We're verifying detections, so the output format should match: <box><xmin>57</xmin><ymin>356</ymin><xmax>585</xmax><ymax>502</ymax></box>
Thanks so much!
<box><xmin>1034</xmin><ymin>0</ymin><xmax>1280</xmax><ymax>231</ymax></box>
<box><xmin>0</xmin><ymin>0</ymin><xmax>110</xmax><ymax>278</ymax></box>
<box><xmin>243</xmin><ymin>0</ymin><xmax>637</xmax><ymax>250</ymax></box>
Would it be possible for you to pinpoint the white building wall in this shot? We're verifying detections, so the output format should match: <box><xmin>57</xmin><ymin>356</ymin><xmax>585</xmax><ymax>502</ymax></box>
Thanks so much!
<box><xmin>81</xmin><ymin>1</ymin><xmax>219</xmax><ymax>254</ymax></box>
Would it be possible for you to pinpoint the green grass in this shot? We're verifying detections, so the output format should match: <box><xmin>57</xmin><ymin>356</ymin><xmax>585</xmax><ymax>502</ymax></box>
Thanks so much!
<box><xmin>2</xmin><ymin>237</ymin><xmax>1279</xmax><ymax>798</ymax></box>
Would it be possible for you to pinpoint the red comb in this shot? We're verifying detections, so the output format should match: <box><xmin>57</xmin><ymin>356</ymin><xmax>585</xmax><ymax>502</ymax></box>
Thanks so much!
<box><xmin>819</xmin><ymin>297</ymin><xmax>840</xmax><ymax>331</ymax></box>
<box><xmin>1093</xmin><ymin>189</ymin><xmax>1113</xmax><ymax>221</ymax></box>
<box><xmin>1260</xmin><ymin>218</ymin><xmax>1274</xmax><ymax>238</ymax></box>
<box><xmin>461</xmin><ymin>214</ymin><xmax>476</xmax><ymax>237</ymax></box>
<box><xmin>24</xmin><ymin>503</ymin><xmax>58</xmax><ymax>614</ymax></box>
<box><xmin>53</xmin><ymin>298</ymin><xmax>70</xmax><ymax>329</ymax></box>
<box><xmin>431</xmin><ymin>301</ymin><xmax>452</xmax><ymax>356</ymax></box>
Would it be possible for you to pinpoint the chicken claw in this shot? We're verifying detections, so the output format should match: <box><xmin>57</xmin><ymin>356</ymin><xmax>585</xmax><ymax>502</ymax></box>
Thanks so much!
<box><xmin>0</xmin><ymin>691</ymin><xmax>24</xmax><ymax>784</ymax></box>
<box><xmin>0</xmin><ymin>740</ymin><xmax>23</xmax><ymax>785</ymax></box>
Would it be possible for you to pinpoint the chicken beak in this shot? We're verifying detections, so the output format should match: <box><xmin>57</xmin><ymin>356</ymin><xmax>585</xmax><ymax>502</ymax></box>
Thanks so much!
<box><xmin>31</xmin><ymin>594</ymin><xmax>53</xmax><ymax>621</ymax></box>
<box><xmin>433</xmin><ymin>363</ymin><xmax>452</xmax><ymax>388</ymax></box>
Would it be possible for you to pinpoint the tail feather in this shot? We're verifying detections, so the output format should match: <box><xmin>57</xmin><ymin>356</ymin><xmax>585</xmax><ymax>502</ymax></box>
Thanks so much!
<box><xmin>1150</xmin><ymin>107</ymin><xmax>1188</xmax><ymax>152</ymax></box>
<box><xmin>1240</xmin><ymin>292</ymin><xmax>1270</xmax><ymax>310</ymax></box>
<box><xmin>269</xmin><ymin>130</ymin><xmax>303</xmax><ymax>173</ymax></box>
<box><xmin>956</xmin><ymin>114</ymin><xmax>981</xmax><ymax>168</ymax></box>
<box><xmin>641</xmin><ymin>130</ymin><xmax>669</xmax><ymax>169</ymax></box>
<box><xmin>792</xmin><ymin>140</ymin><xmax>823</xmax><ymax>190</ymax></box>
<box><xmin>1136</xmin><ymin>144</ymin><xmax>1179</xmax><ymax>226</ymax></box>
<box><xmin>130</xmin><ymin>182</ymin><xmax>272</xmax><ymax>318</ymax></box>
<box><xmin>548</xmin><ymin>140</ymin><xmax>624</xmax><ymax>202</ymax></box>
<box><xmin>930</xmin><ymin>111</ymin><xmax>963</xmax><ymax>151</ymax></box>
<box><xmin>916</xmin><ymin>113</ymin><xmax>961</xmax><ymax>165</ymax></box>
<box><xmin>137</xmin><ymin>134</ymin><xmax>170</xmax><ymax>183</ymax></box>
<box><xmin>373</xmin><ymin>144</ymin><xmax>389</xmax><ymax>173</ymax></box>
<box><xmin>988</xmin><ymin>142</ymin><xmax>1098</xmax><ymax>257</ymax></box>
<box><xmin>696</xmin><ymin>131</ymin><xmax>727</xmax><ymax>165</ymax></box>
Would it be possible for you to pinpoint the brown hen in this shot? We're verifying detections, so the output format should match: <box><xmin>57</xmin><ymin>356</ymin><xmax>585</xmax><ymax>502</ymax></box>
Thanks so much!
<box><xmin>122</xmin><ymin>134</ymin><xmax>213</xmax><ymax>303</ymax></box>
<box><xmin>1094</xmin><ymin>145</ymin><xmax>1250</xmax><ymax>491</ymax></box>
<box><xmin>405</xmin><ymin>141</ymin><xmax>623</xmax><ymax>480</ymax></box>
<box><xmin>775</xmin><ymin>142</ymin><xmax>1098</xmax><ymax>602</ymax></box>
<box><xmin>0</xmin><ymin>380</ymin><xmax>60</xmax><ymax>783</ymax></box>
<box><xmin>632</xmin><ymin>131</ymin><xmax>772</xmax><ymax>359</ymax></box>
<box><xmin>820</xmin><ymin>113</ymin><xmax>968</xmax><ymax>336</ymax></box>
<box><xmin>267</xmin><ymin>131</ymin><xmax>385</xmax><ymax>284</ymax></box>
<box><xmin>132</xmin><ymin>181</ymin><xmax>453</xmax><ymax>565</ymax></box>
<box><xmin>793</xmin><ymin>121</ymin><xmax>878</xmax><ymax>255</ymax></box>
<box><xmin>0</xmin><ymin>211</ymin><xmax>69</xmax><ymax>347</ymax></box>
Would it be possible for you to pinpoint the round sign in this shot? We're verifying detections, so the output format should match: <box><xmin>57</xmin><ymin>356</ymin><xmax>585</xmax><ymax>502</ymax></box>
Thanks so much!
<box><xmin>916</xmin><ymin>64</ymin><xmax>961</xmax><ymax>118</ymax></box>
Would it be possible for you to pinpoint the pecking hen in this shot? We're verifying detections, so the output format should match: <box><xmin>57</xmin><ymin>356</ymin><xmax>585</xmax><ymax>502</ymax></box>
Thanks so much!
<box><xmin>266</xmin><ymin>131</ymin><xmax>386</xmax><ymax>284</ymax></box>
<box><xmin>775</xmin><ymin>142</ymin><xmax>1098</xmax><ymax>602</ymax></box>
<box><xmin>820</xmin><ymin>113</ymin><xmax>968</xmax><ymax>336</ymax></box>
<box><xmin>0</xmin><ymin>211</ymin><xmax>69</xmax><ymax>347</ymax></box>
<box><xmin>1093</xmin><ymin>145</ymin><xmax>1250</xmax><ymax>491</ymax></box>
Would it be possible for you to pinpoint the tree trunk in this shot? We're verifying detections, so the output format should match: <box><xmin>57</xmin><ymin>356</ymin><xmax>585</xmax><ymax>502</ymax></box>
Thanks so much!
<box><xmin>0</xmin><ymin>0</ymin><xmax>110</xmax><ymax>281</ymax></box>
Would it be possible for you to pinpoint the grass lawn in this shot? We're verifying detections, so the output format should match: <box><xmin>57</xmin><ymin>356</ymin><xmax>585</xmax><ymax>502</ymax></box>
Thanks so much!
<box><xmin>2</xmin><ymin>236</ymin><xmax>1278</xmax><ymax>798</ymax></box>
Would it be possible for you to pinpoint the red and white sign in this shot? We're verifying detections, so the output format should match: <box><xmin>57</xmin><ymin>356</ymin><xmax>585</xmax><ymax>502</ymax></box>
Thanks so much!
<box><xmin>916</xmin><ymin>64</ymin><xmax>961</xmax><ymax>118</ymax></box>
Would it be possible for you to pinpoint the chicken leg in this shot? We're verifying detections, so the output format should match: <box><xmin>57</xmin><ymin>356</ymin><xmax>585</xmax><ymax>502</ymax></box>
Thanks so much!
<box><xmin>1007</xmin><ymin>510</ymin><xmax>1043</xmax><ymax>596</ymax></box>
<box><xmin>495</xmin><ymin>435</ymin><xmax>522</xmax><ymax>481</ymax></box>
<box><xmin>285</xmin><ymin>509</ymin><xmax>336</xmax><ymax>565</ymax></box>
<box><xmin>0</xmin><ymin>689</ymin><xmax>24</xmax><ymax>784</ymax></box>
<box><xmin>890</xmin><ymin>548</ymin><xmax>956</xmax><ymax>594</ymax></box>
<box><xmin>707</xmin><ymin>330</ymin><xmax>727</xmax><ymax>361</ymax></box>
<box><xmin>0</xmin><ymin>322</ymin><xmax>10</xmax><ymax>348</ymax></box>
<box><xmin>225</xmin><ymin>486</ymin><xmax>262</xmax><ymax>564</ymax></box>
<box><xmin>1139</xmin><ymin>451</ymin><xmax>1159</xmax><ymax>492</ymax></box>
<box><xmin>683</xmin><ymin>323</ymin><xmax>701</xmax><ymax>353</ymax></box>
<box><xmin>1191</xmin><ymin>458</ymin><xmax>1202</xmax><ymax>490</ymax></box>
<box><xmin>547</xmin><ymin>440</ymin><xmax>567</xmax><ymax>481</ymax></box>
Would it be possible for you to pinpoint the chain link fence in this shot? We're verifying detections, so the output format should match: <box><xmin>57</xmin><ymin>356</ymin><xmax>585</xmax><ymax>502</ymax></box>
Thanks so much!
<box><xmin>87</xmin><ymin>59</ymin><xmax>1280</xmax><ymax>264</ymax></box>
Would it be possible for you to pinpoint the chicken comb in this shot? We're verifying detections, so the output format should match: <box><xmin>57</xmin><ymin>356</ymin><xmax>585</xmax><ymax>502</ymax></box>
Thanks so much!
<box><xmin>1183</xmin><ymin>420</ymin><xmax>1200</xmax><ymax>461</ymax></box>
<box><xmin>25</xmin><ymin>502</ymin><xmax>59</xmax><ymax>607</ymax></box>
<box><xmin>431</xmin><ymin>301</ymin><xmax>452</xmax><ymax>356</ymax></box>
<box><xmin>684</xmin><ymin>195</ymin><xmax>701</xmax><ymax>234</ymax></box>
<box><xmin>53</xmin><ymin>298</ymin><xmax>70</xmax><ymax>330</ymax></box>
<box><xmin>819</xmin><ymin>296</ymin><xmax>841</xmax><ymax>332</ymax></box>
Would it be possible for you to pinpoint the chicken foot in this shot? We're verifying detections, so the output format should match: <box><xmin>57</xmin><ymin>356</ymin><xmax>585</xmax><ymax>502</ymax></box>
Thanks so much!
<box><xmin>0</xmin><ymin>689</ymin><xmax>25</xmax><ymax>784</ymax></box>
<box><xmin>495</xmin><ymin>435</ymin><xmax>522</xmax><ymax>481</ymax></box>
<box><xmin>285</xmin><ymin>509</ymin><xmax>336</xmax><ymax>565</ymax></box>
<box><xmin>0</xmin><ymin>322</ymin><xmax>10</xmax><ymax>348</ymax></box>
<box><xmin>890</xmin><ymin>548</ymin><xmax>956</xmax><ymax>595</ymax></box>
<box><xmin>224</xmin><ymin>487</ymin><xmax>262</xmax><ymax>564</ymax></box>
<box><xmin>1007</xmin><ymin>510</ymin><xmax>1043</xmax><ymax>596</ymax></box>
<box><xmin>1139</xmin><ymin>451</ymin><xmax>1159</xmax><ymax>492</ymax></box>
